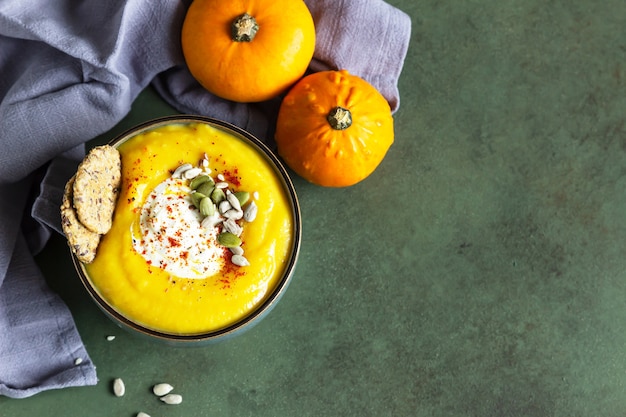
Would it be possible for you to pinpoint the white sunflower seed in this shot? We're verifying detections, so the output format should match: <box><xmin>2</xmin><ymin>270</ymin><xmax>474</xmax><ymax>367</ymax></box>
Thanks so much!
<box><xmin>113</xmin><ymin>378</ymin><xmax>125</xmax><ymax>397</ymax></box>
<box><xmin>172</xmin><ymin>163</ymin><xmax>193</xmax><ymax>178</ymax></box>
<box><xmin>215</xmin><ymin>181</ymin><xmax>229</xmax><ymax>189</ymax></box>
<box><xmin>222</xmin><ymin>218</ymin><xmax>243</xmax><ymax>236</ymax></box>
<box><xmin>160</xmin><ymin>393</ymin><xmax>183</xmax><ymax>405</ymax></box>
<box><xmin>201</xmin><ymin>213</ymin><xmax>222</xmax><ymax>228</ymax></box>
<box><xmin>218</xmin><ymin>200</ymin><xmax>232</xmax><ymax>214</ymax></box>
<box><xmin>183</xmin><ymin>167</ymin><xmax>203</xmax><ymax>179</ymax></box>
<box><xmin>226</xmin><ymin>191</ymin><xmax>241</xmax><ymax>211</ymax></box>
<box><xmin>231</xmin><ymin>254</ymin><xmax>250</xmax><ymax>267</ymax></box>
<box><xmin>152</xmin><ymin>383</ymin><xmax>174</xmax><ymax>396</ymax></box>
<box><xmin>217</xmin><ymin>173</ymin><xmax>225</xmax><ymax>181</ymax></box>
<box><xmin>230</xmin><ymin>246</ymin><xmax>244</xmax><ymax>256</ymax></box>
<box><xmin>223</xmin><ymin>208</ymin><xmax>243</xmax><ymax>220</ymax></box>
<box><xmin>74</xmin><ymin>357</ymin><xmax>83</xmax><ymax>365</ymax></box>
<box><xmin>106</xmin><ymin>335</ymin><xmax>116</xmax><ymax>341</ymax></box>
<box><xmin>137</xmin><ymin>412</ymin><xmax>151</xmax><ymax>417</ymax></box>
<box><xmin>243</xmin><ymin>201</ymin><xmax>257</xmax><ymax>222</ymax></box>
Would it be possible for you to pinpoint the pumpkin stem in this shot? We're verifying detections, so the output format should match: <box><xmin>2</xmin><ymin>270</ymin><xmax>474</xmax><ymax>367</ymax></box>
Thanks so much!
<box><xmin>231</xmin><ymin>13</ymin><xmax>259</xmax><ymax>42</ymax></box>
<box><xmin>327</xmin><ymin>107</ymin><xmax>353</xmax><ymax>130</ymax></box>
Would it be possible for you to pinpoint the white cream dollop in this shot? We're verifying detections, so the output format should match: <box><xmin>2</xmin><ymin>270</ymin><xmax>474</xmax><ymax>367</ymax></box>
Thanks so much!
<box><xmin>132</xmin><ymin>177</ymin><xmax>224</xmax><ymax>279</ymax></box>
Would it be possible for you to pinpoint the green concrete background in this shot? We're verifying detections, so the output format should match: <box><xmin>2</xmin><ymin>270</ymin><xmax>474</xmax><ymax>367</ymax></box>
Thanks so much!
<box><xmin>3</xmin><ymin>0</ymin><xmax>626</xmax><ymax>416</ymax></box>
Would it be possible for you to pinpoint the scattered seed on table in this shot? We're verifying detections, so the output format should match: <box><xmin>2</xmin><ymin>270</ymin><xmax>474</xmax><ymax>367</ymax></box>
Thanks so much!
<box><xmin>74</xmin><ymin>357</ymin><xmax>83</xmax><ymax>366</ymax></box>
<box><xmin>160</xmin><ymin>393</ymin><xmax>183</xmax><ymax>404</ymax></box>
<box><xmin>106</xmin><ymin>335</ymin><xmax>116</xmax><ymax>341</ymax></box>
<box><xmin>113</xmin><ymin>378</ymin><xmax>125</xmax><ymax>397</ymax></box>
<box><xmin>152</xmin><ymin>383</ymin><xmax>174</xmax><ymax>396</ymax></box>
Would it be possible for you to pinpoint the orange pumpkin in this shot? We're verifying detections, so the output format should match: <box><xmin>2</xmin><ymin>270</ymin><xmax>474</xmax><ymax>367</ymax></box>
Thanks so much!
<box><xmin>181</xmin><ymin>0</ymin><xmax>316</xmax><ymax>103</ymax></box>
<box><xmin>275</xmin><ymin>70</ymin><xmax>394</xmax><ymax>187</ymax></box>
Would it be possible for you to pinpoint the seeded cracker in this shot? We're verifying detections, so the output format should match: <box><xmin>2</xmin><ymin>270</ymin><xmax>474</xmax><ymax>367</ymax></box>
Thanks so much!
<box><xmin>73</xmin><ymin>145</ymin><xmax>121</xmax><ymax>234</ymax></box>
<box><xmin>61</xmin><ymin>175</ymin><xmax>101</xmax><ymax>263</ymax></box>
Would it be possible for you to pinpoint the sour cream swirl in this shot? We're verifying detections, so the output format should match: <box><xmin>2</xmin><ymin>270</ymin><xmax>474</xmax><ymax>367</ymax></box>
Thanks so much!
<box><xmin>131</xmin><ymin>177</ymin><xmax>224</xmax><ymax>279</ymax></box>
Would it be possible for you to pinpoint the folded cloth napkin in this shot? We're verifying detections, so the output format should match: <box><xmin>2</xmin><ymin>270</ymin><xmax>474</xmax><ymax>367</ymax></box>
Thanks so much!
<box><xmin>0</xmin><ymin>0</ymin><xmax>410</xmax><ymax>398</ymax></box>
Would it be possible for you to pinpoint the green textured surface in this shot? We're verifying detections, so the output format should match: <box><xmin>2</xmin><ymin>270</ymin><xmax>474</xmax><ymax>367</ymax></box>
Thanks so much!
<box><xmin>3</xmin><ymin>0</ymin><xmax>626</xmax><ymax>415</ymax></box>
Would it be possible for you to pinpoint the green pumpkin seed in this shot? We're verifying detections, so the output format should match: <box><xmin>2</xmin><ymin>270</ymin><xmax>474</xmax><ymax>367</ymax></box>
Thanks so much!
<box><xmin>234</xmin><ymin>191</ymin><xmax>250</xmax><ymax>206</ymax></box>
<box><xmin>210</xmin><ymin>188</ymin><xmax>226</xmax><ymax>204</ymax></box>
<box><xmin>190</xmin><ymin>174</ymin><xmax>213</xmax><ymax>190</ymax></box>
<box><xmin>196</xmin><ymin>182</ymin><xmax>215</xmax><ymax>198</ymax></box>
<box><xmin>191</xmin><ymin>192</ymin><xmax>207</xmax><ymax>208</ymax></box>
<box><xmin>218</xmin><ymin>232</ymin><xmax>241</xmax><ymax>248</ymax></box>
<box><xmin>199</xmin><ymin>197</ymin><xmax>216</xmax><ymax>216</ymax></box>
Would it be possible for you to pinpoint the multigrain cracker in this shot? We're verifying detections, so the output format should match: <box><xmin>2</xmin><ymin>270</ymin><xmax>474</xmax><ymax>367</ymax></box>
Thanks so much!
<box><xmin>73</xmin><ymin>145</ymin><xmax>121</xmax><ymax>234</ymax></box>
<box><xmin>61</xmin><ymin>175</ymin><xmax>101</xmax><ymax>263</ymax></box>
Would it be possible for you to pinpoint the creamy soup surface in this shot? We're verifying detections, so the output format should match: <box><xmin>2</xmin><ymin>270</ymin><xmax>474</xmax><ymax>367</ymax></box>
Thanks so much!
<box><xmin>85</xmin><ymin>123</ymin><xmax>294</xmax><ymax>334</ymax></box>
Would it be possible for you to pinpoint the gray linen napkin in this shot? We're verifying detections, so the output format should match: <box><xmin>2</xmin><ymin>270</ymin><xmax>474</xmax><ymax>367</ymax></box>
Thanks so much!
<box><xmin>0</xmin><ymin>0</ymin><xmax>410</xmax><ymax>398</ymax></box>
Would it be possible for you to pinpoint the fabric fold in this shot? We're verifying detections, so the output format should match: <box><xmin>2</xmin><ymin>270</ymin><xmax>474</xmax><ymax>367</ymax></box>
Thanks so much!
<box><xmin>0</xmin><ymin>235</ymin><xmax>97</xmax><ymax>399</ymax></box>
<box><xmin>0</xmin><ymin>0</ymin><xmax>410</xmax><ymax>398</ymax></box>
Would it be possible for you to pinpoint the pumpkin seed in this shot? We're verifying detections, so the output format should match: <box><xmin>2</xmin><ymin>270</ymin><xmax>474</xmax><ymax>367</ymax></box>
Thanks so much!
<box><xmin>231</xmin><ymin>254</ymin><xmax>250</xmax><ymax>267</ymax></box>
<box><xmin>113</xmin><ymin>378</ymin><xmax>125</xmax><ymax>397</ymax></box>
<box><xmin>210</xmin><ymin>188</ymin><xmax>226</xmax><ymax>204</ymax></box>
<box><xmin>190</xmin><ymin>192</ymin><xmax>207</xmax><ymax>208</ymax></box>
<box><xmin>199</xmin><ymin>197</ymin><xmax>216</xmax><ymax>216</ymax></box>
<box><xmin>160</xmin><ymin>393</ymin><xmax>183</xmax><ymax>405</ymax></box>
<box><xmin>218</xmin><ymin>232</ymin><xmax>242</xmax><ymax>248</ymax></box>
<box><xmin>243</xmin><ymin>200</ymin><xmax>258</xmax><ymax>222</ymax></box>
<box><xmin>196</xmin><ymin>181</ymin><xmax>214</xmax><ymax>197</ymax></box>
<box><xmin>234</xmin><ymin>191</ymin><xmax>250</xmax><ymax>206</ymax></box>
<box><xmin>153</xmin><ymin>383</ymin><xmax>174</xmax><ymax>396</ymax></box>
<box><xmin>190</xmin><ymin>174</ymin><xmax>213</xmax><ymax>190</ymax></box>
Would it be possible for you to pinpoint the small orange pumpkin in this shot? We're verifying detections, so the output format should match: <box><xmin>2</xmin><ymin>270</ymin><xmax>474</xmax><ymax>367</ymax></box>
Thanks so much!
<box><xmin>181</xmin><ymin>0</ymin><xmax>316</xmax><ymax>103</ymax></box>
<box><xmin>275</xmin><ymin>70</ymin><xmax>394</xmax><ymax>187</ymax></box>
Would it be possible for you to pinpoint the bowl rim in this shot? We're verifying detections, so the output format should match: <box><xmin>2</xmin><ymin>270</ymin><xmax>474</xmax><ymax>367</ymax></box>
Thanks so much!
<box><xmin>73</xmin><ymin>115</ymin><xmax>302</xmax><ymax>343</ymax></box>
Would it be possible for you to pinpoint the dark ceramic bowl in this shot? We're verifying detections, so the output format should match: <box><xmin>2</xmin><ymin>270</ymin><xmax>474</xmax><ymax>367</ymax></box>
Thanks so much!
<box><xmin>72</xmin><ymin>115</ymin><xmax>301</xmax><ymax>345</ymax></box>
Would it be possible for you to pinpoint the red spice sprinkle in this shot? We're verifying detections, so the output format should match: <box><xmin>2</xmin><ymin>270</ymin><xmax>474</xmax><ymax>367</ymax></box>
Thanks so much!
<box><xmin>222</xmin><ymin>169</ymin><xmax>241</xmax><ymax>186</ymax></box>
<box><xmin>167</xmin><ymin>237</ymin><xmax>180</xmax><ymax>247</ymax></box>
